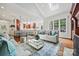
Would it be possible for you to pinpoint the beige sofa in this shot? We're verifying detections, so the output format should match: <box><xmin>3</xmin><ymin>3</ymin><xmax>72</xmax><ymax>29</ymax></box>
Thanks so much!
<box><xmin>38</xmin><ymin>31</ymin><xmax>59</xmax><ymax>43</ymax></box>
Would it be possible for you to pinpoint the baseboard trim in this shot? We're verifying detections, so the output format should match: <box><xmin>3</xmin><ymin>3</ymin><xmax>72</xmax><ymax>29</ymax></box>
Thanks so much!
<box><xmin>59</xmin><ymin>37</ymin><xmax>71</xmax><ymax>40</ymax></box>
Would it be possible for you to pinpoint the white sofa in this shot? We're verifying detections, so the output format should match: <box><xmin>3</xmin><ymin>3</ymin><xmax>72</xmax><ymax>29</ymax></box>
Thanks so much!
<box><xmin>39</xmin><ymin>34</ymin><xmax>58</xmax><ymax>43</ymax></box>
<box><xmin>38</xmin><ymin>30</ymin><xmax>59</xmax><ymax>43</ymax></box>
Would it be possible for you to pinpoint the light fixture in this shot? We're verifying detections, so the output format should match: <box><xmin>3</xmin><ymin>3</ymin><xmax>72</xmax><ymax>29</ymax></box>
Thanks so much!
<box><xmin>1</xmin><ymin>6</ymin><xmax>4</xmax><ymax>9</ymax></box>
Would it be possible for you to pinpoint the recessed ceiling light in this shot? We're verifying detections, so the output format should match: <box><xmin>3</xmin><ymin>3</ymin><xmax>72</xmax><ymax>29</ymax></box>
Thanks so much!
<box><xmin>1</xmin><ymin>6</ymin><xmax>4</xmax><ymax>9</ymax></box>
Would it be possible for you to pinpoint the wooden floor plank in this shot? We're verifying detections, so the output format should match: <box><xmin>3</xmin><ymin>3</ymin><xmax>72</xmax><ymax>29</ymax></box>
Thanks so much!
<box><xmin>58</xmin><ymin>38</ymin><xmax>73</xmax><ymax>56</ymax></box>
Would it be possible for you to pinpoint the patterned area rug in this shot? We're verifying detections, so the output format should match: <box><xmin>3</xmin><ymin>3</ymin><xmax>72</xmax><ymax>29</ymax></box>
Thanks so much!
<box><xmin>31</xmin><ymin>41</ymin><xmax>60</xmax><ymax>56</ymax></box>
<box><xmin>10</xmin><ymin>38</ymin><xmax>60</xmax><ymax>56</ymax></box>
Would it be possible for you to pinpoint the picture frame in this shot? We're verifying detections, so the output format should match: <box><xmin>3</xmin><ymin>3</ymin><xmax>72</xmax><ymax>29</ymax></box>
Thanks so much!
<box><xmin>0</xmin><ymin>25</ymin><xmax>7</xmax><ymax>30</ymax></box>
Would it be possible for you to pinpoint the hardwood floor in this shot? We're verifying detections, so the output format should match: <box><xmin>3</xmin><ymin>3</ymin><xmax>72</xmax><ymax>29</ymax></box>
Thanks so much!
<box><xmin>58</xmin><ymin>38</ymin><xmax>73</xmax><ymax>56</ymax></box>
<box><xmin>59</xmin><ymin>38</ymin><xmax>73</xmax><ymax>48</ymax></box>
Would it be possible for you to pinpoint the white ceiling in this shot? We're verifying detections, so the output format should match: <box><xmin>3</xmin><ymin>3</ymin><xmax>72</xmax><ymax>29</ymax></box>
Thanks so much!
<box><xmin>0</xmin><ymin>3</ymin><xmax>72</xmax><ymax>21</ymax></box>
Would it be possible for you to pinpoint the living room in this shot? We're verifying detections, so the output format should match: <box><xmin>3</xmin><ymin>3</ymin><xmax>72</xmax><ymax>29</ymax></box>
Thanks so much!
<box><xmin>0</xmin><ymin>3</ymin><xmax>78</xmax><ymax>56</ymax></box>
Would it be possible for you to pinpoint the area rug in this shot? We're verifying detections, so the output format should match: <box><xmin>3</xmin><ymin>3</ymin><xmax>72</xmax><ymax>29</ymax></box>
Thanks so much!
<box><xmin>31</xmin><ymin>41</ymin><xmax>60</xmax><ymax>56</ymax></box>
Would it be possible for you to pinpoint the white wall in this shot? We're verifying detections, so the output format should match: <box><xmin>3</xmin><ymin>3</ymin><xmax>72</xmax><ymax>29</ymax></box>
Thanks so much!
<box><xmin>43</xmin><ymin>12</ymin><xmax>71</xmax><ymax>38</ymax></box>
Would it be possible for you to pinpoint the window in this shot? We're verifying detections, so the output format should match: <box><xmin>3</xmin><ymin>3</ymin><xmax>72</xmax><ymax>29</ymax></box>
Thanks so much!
<box><xmin>54</xmin><ymin>20</ymin><xmax>59</xmax><ymax>30</ymax></box>
<box><xmin>60</xmin><ymin>18</ymin><xmax>66</xmax><ymax>32</ymax></box>
<box><xmin>49</xmin><ymin>21</ymin><xmax>53</xmax><ymax>30</ymax></box>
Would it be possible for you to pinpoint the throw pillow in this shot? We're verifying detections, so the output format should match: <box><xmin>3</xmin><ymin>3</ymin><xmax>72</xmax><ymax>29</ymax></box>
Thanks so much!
<box><xmin>52</xmin><ymin>31</ymin><xmax>56</xmax><ymax>36</ymax></box>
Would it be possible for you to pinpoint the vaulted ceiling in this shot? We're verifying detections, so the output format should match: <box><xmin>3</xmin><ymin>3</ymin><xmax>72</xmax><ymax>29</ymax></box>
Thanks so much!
<box><xmin>0</xmin><ymin>3</ymin><xmax>72</xmax><ymax>21</ymax></box>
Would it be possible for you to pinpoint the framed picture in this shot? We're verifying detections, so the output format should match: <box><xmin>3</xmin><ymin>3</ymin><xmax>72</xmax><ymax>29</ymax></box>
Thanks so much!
<box><xmin>0</xmin><ymin>25</ymin><xmax>7</xmax><ymax>30</ymax></box>
<box><xmin>0</xmin><ymin>24</ymin><xmax>7</xmax><ymax>34</ymax></box>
